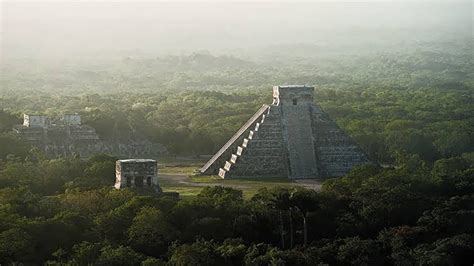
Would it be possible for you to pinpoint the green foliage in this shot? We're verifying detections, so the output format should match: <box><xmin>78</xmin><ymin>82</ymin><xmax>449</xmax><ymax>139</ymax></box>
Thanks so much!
<box><xmin>0</xmin><ymin>187</ymin><xmax>40</xmax><ymax>217</ymax></box>
<box><xmin>169</xmin><ymin>239</ymin><xmax>224</xmax><ymax>266</ymax></box>
<box><xmin>128</xmin><ymin>206</ymin><xmax>177</xmax><ymax>256</ymax></box>
<box><xmin>0</xmin><ymin>159</ymin><xmax>470</xmax><ymax>264</ymax></box>
<box><xmin>141</xmin><ymin>257</ymin><xmax>167</xmax><ymax>266</ymax></box>
<box><xmin>215</xmin><ymin>238</ymin><xmax>247</xmax><ymax>265</ymax></box>
<box><xmin>0</xmin><ymin>133</ymin><xmax>30</xmax><ymax>160</ymax></box>
<box><xmin>412</xmin><ymin>234</ymin><xmax>473</xmax><ymax>265</ymax></box>
<box><xmin>0</xmin><ymin>41</ymin><xmax>472</xmax><ymax>264</ymax></box>
<box><xmin>96</xmin><ymin>245</ymin><xmax>147</xmax><ymax>266</ymax></box>
<box><xmin>0</xmin><ymin>110</ymin><xmax>21</xmax><ymax>133</ymax></box>
<box><xmin>68</xmin><ymin>241</ymin><xmax>102</xmax><ymax>265</ymax></box>
<box><xmin>2</xmin><ymin>42</ymin><xmax>472</xmax><ymax>162</ymax></box>
<box><xmin>432</xmin><ymin>157</ymin><xmax>470</xmax><ymax>178</ymax></box>
<box><xmin>0</xmin><ymin>228</ymin><xmax>33</xmax><ymax>264</ymax></box>
<box><xmin>417</xmin><ymin>195</ymin><xmax>474</xmax><ymax>236</ymax></box>
<box><xmin>197</xmin><ymin>186</ymin><xmax>244</xmax><ymax>208</ymax></box>
<box><xmin>336</xmin><ymin>237</ymin><xmax>387</xmax><ymax>265</ymax></box>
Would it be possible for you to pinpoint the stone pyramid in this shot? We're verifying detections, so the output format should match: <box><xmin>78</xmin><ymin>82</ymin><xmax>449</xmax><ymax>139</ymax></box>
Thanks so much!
<box><xmin>200</xmin><ymin>85</ymin><xmax>371</xmax><ymax>179</ymax></box>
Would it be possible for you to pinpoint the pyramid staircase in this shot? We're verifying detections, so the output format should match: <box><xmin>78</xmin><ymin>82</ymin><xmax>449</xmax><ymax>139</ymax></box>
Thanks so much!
<box><xmin>218</xmin><ymin>109</ymin><xmax>268</xmax><ymax>178</ymax></box>
<box><xmin>200</xmin><ymin>85</ymin><xmax>372</xmax><ymax>179</ymax></box>
<box><xmin>199</xmin><ymin>104</ymin><xmax>271</xmax><ymax>176</ymax></box>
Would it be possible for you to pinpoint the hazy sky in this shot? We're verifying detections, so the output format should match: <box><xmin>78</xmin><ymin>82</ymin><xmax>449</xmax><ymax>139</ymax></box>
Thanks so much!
<box><xmin>1</xmin><ymin>1</ymin><xmax>472</xmax><ymax>59</ymax></box>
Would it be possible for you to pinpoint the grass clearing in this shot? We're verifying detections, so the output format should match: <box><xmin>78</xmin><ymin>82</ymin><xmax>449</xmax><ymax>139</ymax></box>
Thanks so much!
<box><xmin>189</xmin><ymin>175</ymin><xmax>308</xmax><ymax>199</ymax></box>
<box><xmin>158</xmin><ymin>159</ymin><xmax>321</xmax><ymax>199</ymax></box>
<box><xmin>158</xmin><ymin>166</ymin><xmax>198</xmax><ymax>175</ymax></box>
<box><xmin>161</xmin><ymin>186</ymin><xmax>203</xmax><ymax>199</ymax></box>
<box><xmin>157</xmin><ymin>157</ymin><xmax>204</xmax><ymax>175</ymax></box>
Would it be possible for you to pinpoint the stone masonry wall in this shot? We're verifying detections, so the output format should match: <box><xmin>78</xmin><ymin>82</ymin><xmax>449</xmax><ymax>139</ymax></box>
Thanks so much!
<box><xmin>220</xmin><ymin>106</ymin><xmax>288</xmax><ymax>178</ymax></box>
<box><xmin>311</xmin><ymin>104</ymin><xmax>370</xmax><ymax>177</ymax></box>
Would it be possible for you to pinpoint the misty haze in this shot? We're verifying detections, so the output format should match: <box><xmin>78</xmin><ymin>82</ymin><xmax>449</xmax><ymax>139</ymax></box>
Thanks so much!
<box><xmin>0</xmin><ymin>1</ymin><xmax>473</xmax><ymax>265</ymax></box>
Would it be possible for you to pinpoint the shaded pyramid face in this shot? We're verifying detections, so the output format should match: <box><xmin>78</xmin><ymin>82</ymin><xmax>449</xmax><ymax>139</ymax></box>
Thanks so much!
<box><xmin>200</xmin><ymin>85</ymin><xmax>371</xmax><ymax>179</ymax></box>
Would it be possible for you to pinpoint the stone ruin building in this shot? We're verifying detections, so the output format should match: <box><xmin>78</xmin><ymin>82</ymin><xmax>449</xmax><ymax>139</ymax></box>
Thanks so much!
<box><xmin>13</xmin><ymin>113</ymin><xmax>167</xmax><ymax>158</ymax></box>
<box><xmin>200</xmin><ymin>85</ymin><xmax>371</xmax><ymax>179</ymax></box>
<box><xmin>14</xmin><ymin>113</ymin><xmax>99</xmax><ymax>143</ymax></box>
<box><xmin>114</xmin><ymin>159</ymin><xmax>161</xmax><ymax>192</ymax></box>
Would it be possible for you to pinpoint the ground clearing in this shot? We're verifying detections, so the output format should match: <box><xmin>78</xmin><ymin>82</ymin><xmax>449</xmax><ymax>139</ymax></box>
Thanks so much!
<box><xmin>158</xmin><ymin>158</ymin><xmax>322</xmax><ymax>199</ymax></box>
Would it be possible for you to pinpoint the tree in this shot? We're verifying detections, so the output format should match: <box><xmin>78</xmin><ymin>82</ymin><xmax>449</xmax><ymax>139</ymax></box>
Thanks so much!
<box><xmin>431</xmin><ymin>157</ymin><xmax>470</xmax><ymax>179</ymax></box>
<box><xmin>412</xmin><ymin>234</ymin><xmax>473</xmax><ymax>265</ymax></box>
<box><xmin>268</xmin><ymin>187</ymin><xmax>293</xmax><ymax>249</ymax></box>
<box><xmin>96</xmin><ymin>245</ymin><xmax>146</xmax><ymax>266</ymax></box>
<box><xmin>95</xmin><ymin>196</ymin><xmax>155</xmax><ymax>243</ymax></box>
<box><xmin>417</xmin><ymin>195</ymin><xmax>474</xmax><ymax>236</ymax></box>
<box><xmin>185</xmin><ymin>217</ymin><xmax>228</xmax><ymax>241</ymax></box>
<box><xmin>0</xmin><ymin>110</ymin><xmax>20</xmax><ymax>133</ymax></box>
<box><xmin>0</xmin><ymin>133</ymin><xmax>30</xmax><ymax>160</ymax></box>
<box><xmin>67</xmin><ymin>241</ymin><xmax>102</xmax><ymax>265</ymax></box>
<box><xmin>0</xmin><ymin>228</ymin><xmax>34</xmax><ymax>264</ymax></box>
<box><xmin>216</xmin><ymin>238</ymin><xmax>247</xmax><ymax>265</ymax></box>
<box><xmin>251</xmin><ymin>187</ymin><xmax>291</xmax><ymax>248</ymax></box>
<box><xmin>127</xmin><ymin>206</ymin><xmax>177</xmax><ymax>257</ymax></box>
<box><xmin>169</xmin><ymin>239</ymin><xmax>224</xmax><ymax>266</ymax></box>
<box><xmin>141</xmin><ymin>257</ymin><xmax>167</xmax><ymax>266</ymax></box>
<box><xmin>290</xmin><ymin>188</ymin><xmax>320</xmax><ymax>246</ymax></box>
<box><xmin>337</xmin><ymin>237</ymin><xmax>387</xmax><ymax>265</ymax></box>
<box><xmin>0</xmin><ymin>161</ymin><xmax>43</xmax><ymax>193</ymax></box>
<box><xmin>0</xmin><ymin>187</ymin><xmax>40</xmax><ymax>216</ymax></box>
<box><xmin>197</xmin><ymin>186</ymin><xmax>243</xmax><ymax>208</ymax></box>
<box><xmin>52</xmin><ymin>248</ymin><xmax>67</xmax><ymax>264</ymax></box>
<box><xmin>81</xmin><ymin>161</ymin><xmax>116</xmax><ymax>187</ymax></box>
<box><xmin>243</xmin><ymin>243</ymin><xmax>274</xmax><ymax>266</ymax></box>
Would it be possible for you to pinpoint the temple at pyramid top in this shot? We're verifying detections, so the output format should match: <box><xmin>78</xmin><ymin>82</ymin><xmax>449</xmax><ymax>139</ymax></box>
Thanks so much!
<box><xmin>200</xmin><ymin>85</ymin><xmax>371</xmax><ymax>179</ymax></box>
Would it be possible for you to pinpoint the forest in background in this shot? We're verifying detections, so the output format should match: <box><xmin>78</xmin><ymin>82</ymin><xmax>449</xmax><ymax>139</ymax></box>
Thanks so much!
<box><xmin>1</xmin><ymin>39</ymin><xmax>472</xmax><ymax>163</ymax></box>
<box><xmin>0</xmin><ymin>32</ymin><xmax>473</xmax><ymax>265</ymax></box>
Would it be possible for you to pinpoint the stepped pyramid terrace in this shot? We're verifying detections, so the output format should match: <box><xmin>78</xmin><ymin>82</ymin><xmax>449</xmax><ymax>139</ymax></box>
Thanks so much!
<box><xmin>200</xmin><ymin>85</ymin><xmax>371</xmax><ymax>179</ymax></box>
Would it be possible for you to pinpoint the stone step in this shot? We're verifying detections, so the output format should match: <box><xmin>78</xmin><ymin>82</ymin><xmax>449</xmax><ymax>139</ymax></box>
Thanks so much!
<box><xmin>237</xmin><ymin>148</ymin><xmax>284</xmax><ymax>156</ymax></box>
<box><xmin>237</xmin><ymin>155</ymin><xmax>284</xmax><ymax>161</ymax></box>
<box><xmin>228</xmin><ymin>169</ymin><xmax>287</xmax><ymax>177</ymax></box>
<box><xmin>218</xmin><ymin>168</ymin><xmax>227</xmax><ymax>178</ymax></box>
<box><xmin>242</xmin><ymin>138</ymin><xmax>249</xmax><ymax>148</ymax></box>
<box><xmin>236</xmin><ymin>146</ymin><xmax>244</xmax><ymax>156</ymax></box>
<box><xmin>230</xmin><ymin>154</ymin><xmax>239</xmax><ymax>164</ymax></box>
<box><xmin>255</xmin><ymin>122</ymin><xmax>260</xmax><ymax>131</ymax></box>
<box><xmin>224</xmin><ymin>161</ymin><xmax>233</xmax><ymax>171</ymax></box>
<box><xmin>248</xmin><ymin>131</ymin><xmax>254</xmax><ymax>140</ymax></box>
<box><xmin>246</xmin><ymin>140</ymin><xmax>282</xmax><ymax>148</ymax></box>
